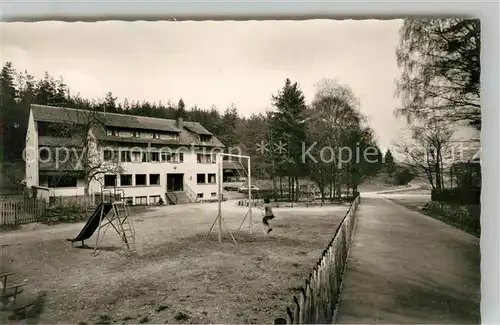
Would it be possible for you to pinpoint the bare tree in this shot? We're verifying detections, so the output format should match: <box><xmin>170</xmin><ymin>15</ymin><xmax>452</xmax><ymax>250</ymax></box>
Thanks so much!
<box><xmin>306</xmin><ymin>79</ymin><xmax>374</xmax><ymax>199</ymax></box>
<box><xmin>55</xmin><ymin>107</ymin><xmax>124</xmax><ymax>196</ymax></box>
<box><xmin>393</xmin><ymin>119</ymin><xmax>454</xmax><ymax>192</ymax></box>
<box><xmin>395</xmin><ymin>19</ymin><xmax>481</xmax><ymax>132</ymax></box>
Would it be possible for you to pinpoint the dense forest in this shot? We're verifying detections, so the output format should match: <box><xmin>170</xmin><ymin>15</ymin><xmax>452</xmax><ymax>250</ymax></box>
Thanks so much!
<box><xmin>1</xmin><ymin>61</ymin><xmax>390</xmax><ymax>200</ymax></box>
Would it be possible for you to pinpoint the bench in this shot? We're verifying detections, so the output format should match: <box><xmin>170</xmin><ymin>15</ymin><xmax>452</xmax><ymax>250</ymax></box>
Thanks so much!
<box><xmin>1</xmin><ymin>272</ymin><xmax>28</xmax><ymax>308</ymax></box>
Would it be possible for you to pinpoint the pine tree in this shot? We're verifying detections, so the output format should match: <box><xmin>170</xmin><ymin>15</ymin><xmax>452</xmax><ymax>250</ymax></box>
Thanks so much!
<box><xmin>103</xmin><ymin>91</ymin><xmax>118</xmax><ymax>113</ymax></box>
<box><xmin>0</xmin><ymin>62</ymin><xmax>20</xmax><ymax>161</ymax></box>
<box><xmin>384</xmin><ymin>149</ymin><xmax>396</xmax><ymax>177</ymax></box>
<box><xmin>176</xmin><ymin>98</ymin><xmax>186</xmax><ymax>119</ymax></box>
<box><xmin>270</xmin><ymin>78</ymin><xmax>308</xmax><ymax>201</ymax></box>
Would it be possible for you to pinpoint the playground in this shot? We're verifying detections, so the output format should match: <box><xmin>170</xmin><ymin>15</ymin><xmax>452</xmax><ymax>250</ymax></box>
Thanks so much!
<box><xmin>0</xmin><ymin>200</ymin><xmax>350</xmax><ymax>324</ymax></box>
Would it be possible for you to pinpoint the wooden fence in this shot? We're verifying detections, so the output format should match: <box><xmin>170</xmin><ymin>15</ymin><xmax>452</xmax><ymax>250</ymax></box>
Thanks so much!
<box><xmin>0</xmin><ymin>198</ymin><xmax>47</xmax><ymax>226</ymax></box>
<box><xmin>282</xmin><ymin>194</ymin><xmax>361</xmax><ymax>324</ymax></box>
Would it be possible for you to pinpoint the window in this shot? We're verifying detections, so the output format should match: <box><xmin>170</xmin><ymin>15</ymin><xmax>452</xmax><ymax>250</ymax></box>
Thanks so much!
<box><xmin>152</xmin><ymin>132</ymin><xmax>159</xmax><ymax>139</ymax></box>
<box><xmin>208</xmin><ymin>173</ymin><xmax>216</xmax><ymax>184</ymax></box>
<box><xmin>163</xmin><ymin>152</ymin><xmax>183</xmax><ymax>163</ymax></box>
<box><xmin>135</xmin><ymin>174</ymin><xmax>147</xmax><ymax>186</ymax></box>
<box><xmin>162</xmin><ymin>132</ymin><xmax>180</xmax><ymax>141</ymax></box>
<box><xmin>104</xmin><ymin>175</ymin><xmax>116</xmax><ymax>187</ymax></box>
<box><xmin>197</xmin><ymin>154</ymin><xmax>213</xmax><ymax>164</ymax></box>
<box><xmin>211</xmin><ymin>192</ymin><xmax>217</xmax><ymax>197</ymax></box>
<box><xmin>200</xmin><ymin>135</ymin><xmax>212</xmax><ymax>143</ymax></box>
<box><xmin>174</xmin><ymin>153</ymin><xmax>184</xmax><ymax>163</ymax></box>
<box><xmin>150</xmin><ymin>195</ymin><xmax>161</xmax><ymax>204</ymax></box>
<box><xmin>197</xmin><ymin>174</ymin><xmax>206</xmax><ymax>184</ymax></box>
<box><xmin>103</xmin><ymin>150</ymin><xmax>112</xmax><ymax>161</ymax></box>
<box><xmin>39</xmin><ymin>149</ymin><xmax>50</xmax><ymax>161</ymax></box>
<box><xmin>131</xmin><ymin>151</ymin><xmax>142</xmax><ymax>163</ymax></box>
<box><xmin>135</xmin><ymin>196</ymin><xmax>147</xmax><ymax>205</ymax></box>
<box><xmin>149</xmin><ymin>174</ymin><xmax>160</xmax><ymax>185</ymax></box>
<box><xmin>161</xmin><ymin>152</ymin><xmax>170</xmax><ymax>162</ymax></box>
<box><xmin>197</xmin><ymin>193</ymin><xmax>203</xmax><ymax>198</ymax></box>
<box><xmin>150</xmin><ymin>152</ymin><xmax>160</xmax><ymax>162</ymax></box>
<box><xmin>133</xmin><ymin>131</ymin><xmax>140</xmax><ymax>138</ymax></box>
<box><xmin>57</xmin><ymin>149</ymin><xmax>69</xmax><ymax>161</ymax></box>
<box><xmin>120</xmin><ymin>174</ymin><xmax>132</xmax><ymax>186</ymax></box>
<box><xmin>107</xmin><ymin>128</ymin><xmax>119</xmax><ymax>137</ymax></box>
<box><xmin>125</xmin><ymin>197</ymin><xmax>133</xmax><ymax>205</ymax></box>
<box><xmin>121</xmin><ymin>151</ymin><xmax>131</xmax><ymax>162</ymax></box>
<box><xmin>48</xmin><ymin>175</ymin><xmax>78</xmax><ymax>188</ymax></box>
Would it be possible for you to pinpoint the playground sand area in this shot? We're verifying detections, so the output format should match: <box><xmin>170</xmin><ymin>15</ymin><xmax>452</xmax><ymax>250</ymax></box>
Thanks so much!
<box><xmin>0</xmin><ymin>201</ymin><xmax>349</xmax><ymax>324</ymax></box>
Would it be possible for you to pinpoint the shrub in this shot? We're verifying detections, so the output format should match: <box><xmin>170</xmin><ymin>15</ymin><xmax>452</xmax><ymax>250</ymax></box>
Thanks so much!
<box><xmin>42</xmin><ymin>204</ymin><xmax>88</xmax><ymax>225</ymax></box>
<box><xmin>394</xmin><ymin>167</ymin><xmax>416</xmax><ymax>185</ymax></box>
<box><xmin>431</xmin><ymin>188</ymin><xmax>480</xmax><ymax>205</ymax></box>
<box><xmin>422</xmin><ymin>201</ymin><xmax>480</xmax><ymax>236</ymax></box>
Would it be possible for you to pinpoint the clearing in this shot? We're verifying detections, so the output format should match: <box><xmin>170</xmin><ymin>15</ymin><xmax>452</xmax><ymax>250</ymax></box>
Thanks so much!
<box><xmin>0</xmin><ymin>201</ymin><xmax>349</xmax><ymax>324</ymax></box>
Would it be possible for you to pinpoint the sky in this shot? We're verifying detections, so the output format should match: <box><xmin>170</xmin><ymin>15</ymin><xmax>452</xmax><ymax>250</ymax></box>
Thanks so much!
<box><xmin>1</xmin><ymin>19</ymin><xmax>408</xmax><ymax>152</ymax></box>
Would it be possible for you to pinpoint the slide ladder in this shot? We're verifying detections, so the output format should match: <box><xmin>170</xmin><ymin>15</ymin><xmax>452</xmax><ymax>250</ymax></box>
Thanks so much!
<box><xmin>113</xmin><ymin>200</ymin><xmax>136</xmax><ymax>254</ymax></box>
<box><xmin>68</xmin><ymin>188</ymin><xmax>137</xmax><ymax>255</ymax></box>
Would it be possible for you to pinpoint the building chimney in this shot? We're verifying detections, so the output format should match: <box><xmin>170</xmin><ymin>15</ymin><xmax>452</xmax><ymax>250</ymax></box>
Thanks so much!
<box><xmin>177</xmin><ymin>117</ymin><xmax>183</xmax><ymax>128</ymax></box>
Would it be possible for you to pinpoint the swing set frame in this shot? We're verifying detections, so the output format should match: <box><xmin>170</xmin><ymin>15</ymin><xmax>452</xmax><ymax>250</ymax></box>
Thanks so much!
<box><xmin>205</xmin><ymin>152</ymin><xmax>266</xmax><ymax>244</ymax></box>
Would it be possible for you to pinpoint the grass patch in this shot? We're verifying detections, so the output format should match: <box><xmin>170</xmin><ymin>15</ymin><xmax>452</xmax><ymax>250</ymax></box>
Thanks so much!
<box><xmin>138</xmin><ymin>315</ymin><xmax>150</xmax><ymax>323</ymax></box>
<box><xmin>388</xmin><ymin>197</ymin><xmax>480</xmax><ymax>237</ymax></box>
<box><xmin>0</xmin><ymin>224</ymin><xmax>21</xmax><ymax>232</ymax></box>
<box><xmin>156</xmin><ymin>305</ymin><xmax>168</xmax><ymax>312</ymax></box>
<box><xmin>95</xmin><ymin>314</ymin><xmax>113</xmax><ymax>325</ymax></box>
<box><xmin>421</xmin><ymin>201</ymin><xmax>480</xmax><ymax>237</ymax></box>
<box><xmin>174</xmin><ymin>312</ymin><xmax>189</xmax><ymax>321</ymax></box>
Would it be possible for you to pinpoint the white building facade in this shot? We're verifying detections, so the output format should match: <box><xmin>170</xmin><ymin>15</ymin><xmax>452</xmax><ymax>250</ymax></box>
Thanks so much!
<box><xmin>25</xmin><ymin>104</ymin><xmax>225</xmax><ymax>205</ymax></box>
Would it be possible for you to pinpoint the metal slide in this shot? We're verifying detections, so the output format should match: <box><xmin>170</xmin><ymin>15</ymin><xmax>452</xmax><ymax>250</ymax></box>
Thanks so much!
<box><xmin>66</xmin><ymin>203</ymin><xmax>113</xmax><ymax>244</ymax></box>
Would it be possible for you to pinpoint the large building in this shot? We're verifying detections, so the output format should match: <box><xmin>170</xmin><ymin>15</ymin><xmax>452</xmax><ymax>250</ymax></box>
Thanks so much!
<box><xmin>25</xmin><ymin>104</ymin><xmax>225</xmax><ymax>205</ymax></box>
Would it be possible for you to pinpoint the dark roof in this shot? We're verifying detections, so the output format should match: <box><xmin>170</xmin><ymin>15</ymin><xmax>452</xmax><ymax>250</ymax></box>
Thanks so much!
<box><xmin>33</xmin><ymin>104</ymin><xmax>181</xmax><ymax>133</ymax></box>
<box><xmin>31</xmin><ymin>104</ymin><xmax>224</xmax><ymax>148</ymax></box>
<box><xmin>184</xmin><ymin>122</ymin><xmax>212</xmax><ymax>136</ymax></box>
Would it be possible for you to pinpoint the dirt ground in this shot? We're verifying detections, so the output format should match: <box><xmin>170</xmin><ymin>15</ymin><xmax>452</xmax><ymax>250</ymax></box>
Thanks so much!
<box><xmin>0</xmin><ymin>201</ymin><xmax>349</xmax><ymax>324</ymax></box>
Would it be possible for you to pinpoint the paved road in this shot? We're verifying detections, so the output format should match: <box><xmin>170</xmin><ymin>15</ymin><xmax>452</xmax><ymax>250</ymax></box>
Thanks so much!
<box><xmin>336</xmin><ymin>195</ymin><xmax>480</xmax><ymax>324</ymax></box>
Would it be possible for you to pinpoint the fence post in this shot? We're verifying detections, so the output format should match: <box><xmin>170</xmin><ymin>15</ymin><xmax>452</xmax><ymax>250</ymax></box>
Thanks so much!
<box><xmin>14</xmin><ymin>201</ymin><xmax>19</xmax><ymax>227</ymax></box>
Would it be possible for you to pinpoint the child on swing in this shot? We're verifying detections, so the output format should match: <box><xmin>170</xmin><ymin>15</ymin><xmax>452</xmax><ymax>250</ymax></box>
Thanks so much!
<box><xmin>260</xmin><ymin>198</ymin><xmax>275</xmax><ymax>234</ymax></box>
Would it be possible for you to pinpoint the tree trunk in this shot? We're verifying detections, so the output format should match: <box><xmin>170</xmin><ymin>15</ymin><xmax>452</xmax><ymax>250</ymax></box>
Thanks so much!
<box><xmin>295</xmin><ymin>177</ymin><xmax>300</xmax><ymax>202</ymax></box>
<box><xmin>279</xmin><ymin>176</ymin><xmax>283</xmax><ymax>199</ymax></box>
<box><xmin>319</xmin><ymin>186</ymin><xmax>325</xmax><ymax>202</ymax></box>
<box><xmin>425</xmin><ymin>168</ymin><xmax>436</xmax><ymax>191</ymax></box>
<box><xmin>330</xmin><ymin>177</ymin><xmax>335</xmax><ymax>200</ymax></box>
<box><xmin>84</xmin><ymin>173</ymin><xmax>90</xmax><ymax>196</ymax></box>
<box><xmin>435</xmin><ymin>162</ymin><xmax>442</xmax><ymax>191</ymax></box>
<box><xmin>84</xmin><ymin>181</ymin><xmax>90</xmax><ymax>196</ymax></box>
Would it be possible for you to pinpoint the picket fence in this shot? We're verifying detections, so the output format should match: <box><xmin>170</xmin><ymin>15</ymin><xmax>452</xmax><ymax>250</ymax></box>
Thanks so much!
<box><xmin>0</xmin><ymin>198</ymin><xmax>47</xmax><ymax>226</ymax></box>
<box><xmin>283</xmin><ymin>195</ymin><xmax>360</xmax><ymax>324</ymax></box>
